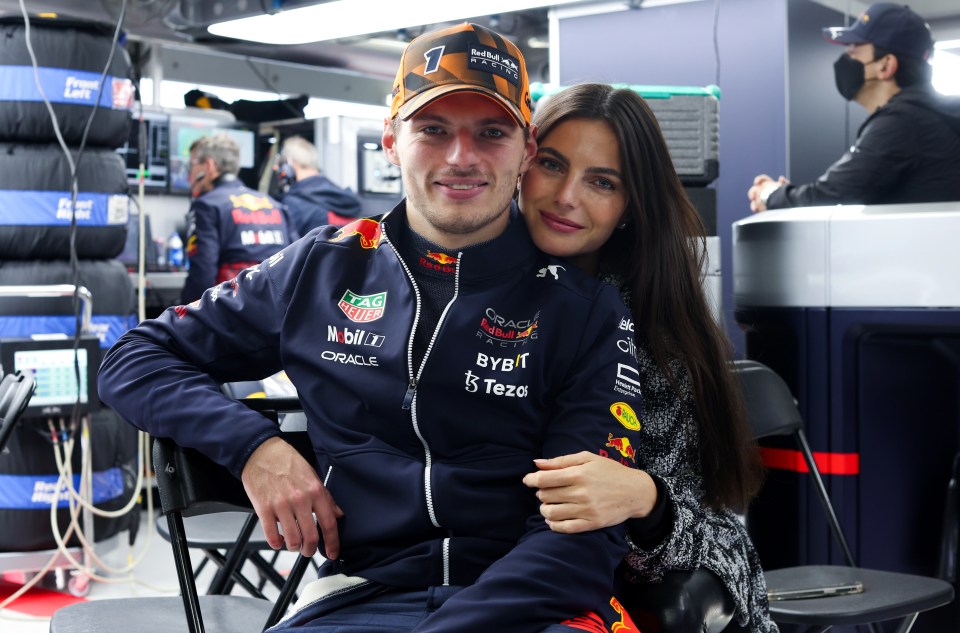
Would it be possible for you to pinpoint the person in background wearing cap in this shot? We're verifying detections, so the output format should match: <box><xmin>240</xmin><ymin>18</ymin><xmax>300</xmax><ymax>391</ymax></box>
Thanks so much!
<box><xmin>98</xmin><ymin>22</ymin><xmax>640</xmax><ymax>633</ymax></box>
<box><xmin>275</xmin><ymin>135</ymin><xmax>364</xmax><ymax>235</ymax></box>
<box><xmin>748</xmin><ymin>2</ymin><xmax>960</xmax><ymax>212</ymax></box>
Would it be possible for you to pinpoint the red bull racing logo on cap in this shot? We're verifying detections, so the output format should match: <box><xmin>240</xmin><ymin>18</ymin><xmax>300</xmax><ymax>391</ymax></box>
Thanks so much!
<box><xmin>610</xmin><ymin>402</ymin><xmax>641</xmax><ymax>431</ymax></box>
<box><xmin>604</xmin><ymin>433</ymin><xmax>636</xmax><ymax>463</ymax></box>
<box><xmin>330</xmin><ymin>218</ymin><xmax>382</xmax><ymax>249</ymax></box>
<box><xmin>338</xmin><ymin>289</ymin><xmax>386</xmax><ymax>322</ymax></box>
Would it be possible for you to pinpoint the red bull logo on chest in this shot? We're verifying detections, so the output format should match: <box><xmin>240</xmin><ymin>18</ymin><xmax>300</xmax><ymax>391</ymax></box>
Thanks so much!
<box><xmin>229</xmin><ymin>193</ymin><xmax>275</xmax><ymax>211</ymax></box>
<box><xmin>338</xmin><ymin>289</ymin><xmax>386</xmax><ymax>322</ymax></box>
<box><xmin>427</xmin><ymin>251</ymin><xmax>456</xmax><ymax>265</ymax></box>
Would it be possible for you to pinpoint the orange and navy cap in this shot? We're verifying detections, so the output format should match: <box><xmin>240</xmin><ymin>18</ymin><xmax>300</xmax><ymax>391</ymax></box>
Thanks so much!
<box><xmin>390</xmin><ymin>22</ymin><xmax>532</xmax><ymax>127</ymax></box>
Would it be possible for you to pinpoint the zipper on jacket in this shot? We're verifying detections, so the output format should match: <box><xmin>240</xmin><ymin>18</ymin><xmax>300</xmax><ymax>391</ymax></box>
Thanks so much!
<box><xmin>383</xmin><ymin>227</ymin><xmax>463</xmax><ymax>532</ymax></box>
<box><xmin>382</xmin><ymin>226</ymin><xmax>424</xmax><ymax>410</ymax></box>
<box><xmin>442</xmin><ymin>537</ymin><xmax>451</xmax><ymax>586</ymax></box>
<box><xmin>402</xmin><ymin>381</ymin><xmax>416</xmax><ymax>410</ymax></box>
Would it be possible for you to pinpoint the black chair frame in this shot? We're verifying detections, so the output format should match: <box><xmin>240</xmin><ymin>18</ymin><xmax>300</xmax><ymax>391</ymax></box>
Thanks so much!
<box><xmin>736</xmin><ymin>360</ymin><xmax>954</xmax><ymax>633</ymax></box>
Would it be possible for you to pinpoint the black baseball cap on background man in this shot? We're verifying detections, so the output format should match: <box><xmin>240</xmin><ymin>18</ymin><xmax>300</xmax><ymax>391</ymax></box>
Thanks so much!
<box><xmin>823</xmin><ymin>2</ymin><xmax>934</xmax><ymax>60</ymax></box>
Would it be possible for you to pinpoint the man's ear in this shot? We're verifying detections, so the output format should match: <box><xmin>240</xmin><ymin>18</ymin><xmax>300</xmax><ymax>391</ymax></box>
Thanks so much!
<box><xmin>382</xmin><ymin>117</ymin><xmax>401</xmax><ymax>167</ymax></box>
<box><xmin>519</xmin><ymin>123</ymin><xmax>538</xmax><ymax>173</ymax></box>
<box><xmin>880</xmin><ymin>53</ymin><xmax>899</xmax><ymax>80</ymax></box>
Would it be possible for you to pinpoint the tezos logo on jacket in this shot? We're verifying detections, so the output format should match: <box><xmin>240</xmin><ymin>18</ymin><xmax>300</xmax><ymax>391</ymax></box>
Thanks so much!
<box><xmin>338</xmin><ymin>289</ymin><xmax>386</xmax><ymax>322</ymax></box>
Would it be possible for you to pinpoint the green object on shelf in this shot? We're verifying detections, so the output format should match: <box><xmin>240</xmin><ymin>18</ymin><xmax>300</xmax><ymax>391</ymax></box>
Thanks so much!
<box><xmin>529</xmin><ymin>82</ymin><xmax>721</xmax><ymax>102</ymax></box>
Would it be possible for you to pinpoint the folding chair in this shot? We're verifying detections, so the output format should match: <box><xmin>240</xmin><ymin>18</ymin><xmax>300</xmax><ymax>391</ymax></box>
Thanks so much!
<box><xmin>154</xmin><ymin>395</ymin><xmax>311</xmax><ymax>599</ymax></box>
<box><xmin>155</xmin><ymin>511</ymin><xmax>288</xmax><ymax>598</ymax></box>
<box><xmin>49</xmin><ymin>397</ymin><xmax>315</xmax><ymax>633</ymax></box>
<box><xmin>735</xmin><ymin>359</ymin><xmax>954</xmax><ymax>633</ymax></box>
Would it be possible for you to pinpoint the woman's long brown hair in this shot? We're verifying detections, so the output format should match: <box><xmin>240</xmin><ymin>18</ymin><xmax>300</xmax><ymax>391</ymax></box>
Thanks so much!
<box><xmin>532</xmin><ymin>84</ymin><xmax>762</xmax><ymax>511</ymax></box>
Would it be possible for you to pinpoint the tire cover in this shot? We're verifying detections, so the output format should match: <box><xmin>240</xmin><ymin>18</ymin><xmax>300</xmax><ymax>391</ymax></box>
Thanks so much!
<box><xmin>0</xmin><ymin>19</ymin><xmax>134</xmax><ymax>147</ymax></box>
<box><xmin>0</xmin><ymin>143</ymin><xmax>129</xmax><ymax>259</ymax></box>
<box><xmin>0</xmin><ymin>259</ymin><xmax>136</xmax><ymax>348</ymax></box>
<box><xmin>0</xmin><ymin>408</ymin><xmax>139</xmax><ymax>551</ymax></box>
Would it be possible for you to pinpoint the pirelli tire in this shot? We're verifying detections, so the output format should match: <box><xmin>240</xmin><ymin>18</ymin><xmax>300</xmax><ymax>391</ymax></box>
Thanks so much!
<box><xmin>0</xmin><ymin>258</ymin><xmax>136</xmax><ymax>349</ymax></box>
<box><xmin>0</xmin><ymin>142</ymin><xmax>129</xmax><ymax>259</ymax></box>
<box><xmin>0</xmin><ymin>17</ymin><xmax>134</xmax><ymax>147</ymax></box>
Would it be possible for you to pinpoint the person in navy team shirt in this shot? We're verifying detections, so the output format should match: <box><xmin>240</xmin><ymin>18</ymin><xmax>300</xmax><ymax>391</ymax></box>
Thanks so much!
<box><xmin>181</xmin><ymin>132</ymin><xmax>295</xmax><ymax>303</ymax></box>
<box><xmin>276</xmin><ymin>135</ymin><xmax>364</xmax><ymax>235</ymax></box>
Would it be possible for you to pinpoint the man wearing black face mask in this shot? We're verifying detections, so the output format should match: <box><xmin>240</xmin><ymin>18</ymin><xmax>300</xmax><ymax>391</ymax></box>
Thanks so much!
<box><xmin>748</xmin><ymin>2</ymin><xmax>960</xmax><ymax>212</ymax></box>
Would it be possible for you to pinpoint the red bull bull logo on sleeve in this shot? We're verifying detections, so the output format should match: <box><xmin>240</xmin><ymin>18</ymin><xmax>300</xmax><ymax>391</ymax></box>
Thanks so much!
<box><xmin>605</xmin><ymin>433</ymin><xmax>636</xmax><ymax>463</ymax></box>
<box><xmin>330</xmin><ymin>218</ymin><xmax>382</xmax><ymax>249</ymax></box>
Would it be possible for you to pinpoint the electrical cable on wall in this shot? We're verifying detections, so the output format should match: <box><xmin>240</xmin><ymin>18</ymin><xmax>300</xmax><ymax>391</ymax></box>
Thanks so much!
<box><xmin>713</xmin><ymin>0</ymin><xmax>721</xmax><ymax>88</ymax></box>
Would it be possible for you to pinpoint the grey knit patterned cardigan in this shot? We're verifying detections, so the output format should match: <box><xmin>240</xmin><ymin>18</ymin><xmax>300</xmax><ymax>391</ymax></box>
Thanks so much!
<box><xmin>608</xmin><ymin>279</ymin><xmax>777</xmax><ymax>632</ymax></box>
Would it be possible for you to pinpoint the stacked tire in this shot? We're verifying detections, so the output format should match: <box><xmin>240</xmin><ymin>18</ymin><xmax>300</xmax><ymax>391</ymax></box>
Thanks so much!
<box><xmin>0</xmin><ymin>16</ymin><xmax>138</xmax><ymax>552</ymax></box>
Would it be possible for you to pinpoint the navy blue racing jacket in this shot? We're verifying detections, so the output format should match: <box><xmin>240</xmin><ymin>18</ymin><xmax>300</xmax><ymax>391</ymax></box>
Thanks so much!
<box><xmin>282</xmin><ymin>173</ymin><xmax>364</xmax><ymax>236</ymax></box>
<box><xmin>99</xmin><ymin>202</ymin><xmax>644</xmax><ymax>632</ymax></box>
<box><xmin>182</xmin><ymin>176</ymin><xmax>294</xmax><ymax>303</ymax></box>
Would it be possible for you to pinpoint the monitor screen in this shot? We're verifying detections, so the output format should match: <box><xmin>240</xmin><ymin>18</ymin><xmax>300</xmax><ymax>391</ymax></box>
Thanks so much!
<box><xmin>168</xmin><ymin>116</ymin><xmax>256</xmax><ymax>194</ymax></box>
<box><xmin>14</xmin><ymin>348</ymin><xmax>88</xmax><ymax>407</ymax></box>
<box><xmin>0</xmin><ymin>337</ymin><xmax>100</xmax><ymax>417</ymax></box>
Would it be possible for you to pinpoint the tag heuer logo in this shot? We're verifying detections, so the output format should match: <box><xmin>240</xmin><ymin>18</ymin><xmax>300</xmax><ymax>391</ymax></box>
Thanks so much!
<box><xmin>338</xmin><ymin>290</ymin><xmax>386</xmax><ymax>322</ymax></box>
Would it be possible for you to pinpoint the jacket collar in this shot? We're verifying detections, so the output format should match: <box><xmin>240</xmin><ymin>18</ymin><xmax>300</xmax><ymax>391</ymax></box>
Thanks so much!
<box><xmin>380</xmin><ymin>200</ymin><xmax>538</xmax><ymax>284</ymax></box>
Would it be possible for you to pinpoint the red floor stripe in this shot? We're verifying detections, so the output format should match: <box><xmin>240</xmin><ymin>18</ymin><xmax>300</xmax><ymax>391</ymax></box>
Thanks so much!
<box><xmin>760</xmin><ymin>447</ymin><xmax>860</xmax><ymax>475</ymax></box>
<box><xmin>0</xmin><ymin>577</ymin><xmax>86</xmax><ymax>617</ymax></box>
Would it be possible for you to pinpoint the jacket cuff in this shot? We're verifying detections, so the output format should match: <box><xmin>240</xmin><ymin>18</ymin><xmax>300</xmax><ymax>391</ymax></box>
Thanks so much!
<box><xmin>624</xmin><ymin>474</ymin><xmax>672</xmax><ymax>550</ymax></box>
<box><xmin>231</xmin><ymin>427</ymin><xmax>283</xmax><ymax>479</ymax></box>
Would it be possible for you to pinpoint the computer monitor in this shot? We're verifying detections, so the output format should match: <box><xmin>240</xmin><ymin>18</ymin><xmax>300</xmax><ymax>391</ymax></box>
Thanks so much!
<box><xmin>116</xmin><ymin>110</ymin><xmax>170</xmax><ymax>190</ymax></box>
<box><xmin>168</xmin><ymin>115</ymin><xmax>256</xmax><ymax>194</ymax></box>
<box><xmin>0</xmin><ymin>337</ymin><xmax>100</xmax><ymax>418</ymax></box>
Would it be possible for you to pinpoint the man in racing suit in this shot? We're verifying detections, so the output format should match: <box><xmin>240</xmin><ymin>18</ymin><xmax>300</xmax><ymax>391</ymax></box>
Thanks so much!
<box><xmin>181</xmin><ymin>132</ymin><xmax>295</xmax><ymax>302</ymax></box>
<box><xmin>748</xmin><ymin>2</ymin><xmax>960</xmax><ymax>211</ymax></box>
<box><xmin>99</xmin><ymin>23</ymin><xmax>641</xmax><ymax>633</ymax></box>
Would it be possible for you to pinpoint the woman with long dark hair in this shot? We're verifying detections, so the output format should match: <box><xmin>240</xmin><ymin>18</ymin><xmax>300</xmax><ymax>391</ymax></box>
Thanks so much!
<box><xmin>520</xmin><ymin>83</ymin><xmax>775</xmax><ymax>632</ymax></box>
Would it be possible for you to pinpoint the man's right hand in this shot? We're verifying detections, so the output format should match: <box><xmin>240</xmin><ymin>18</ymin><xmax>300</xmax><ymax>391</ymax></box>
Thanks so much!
<box><xmin>240</xmin><ymin>436</ymin><xmax>343</xmax><ymax>559</ymax></box>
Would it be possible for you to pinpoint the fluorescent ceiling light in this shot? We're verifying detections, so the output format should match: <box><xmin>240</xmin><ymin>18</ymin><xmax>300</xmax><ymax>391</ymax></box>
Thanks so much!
<box><xmin>208</xmin><ymin>0</ymin><xmax>591</xmax><ymax>45</ymax></box>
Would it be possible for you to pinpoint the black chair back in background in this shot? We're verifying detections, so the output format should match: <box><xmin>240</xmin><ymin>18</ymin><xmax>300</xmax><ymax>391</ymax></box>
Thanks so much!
<box><xmin>735</xmin><ymin>360</ymin><xmax>954</xmax><ymax>632</ymax></box>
